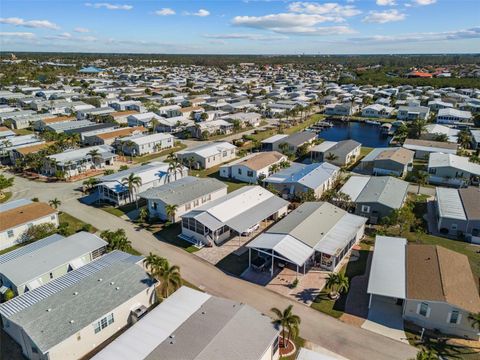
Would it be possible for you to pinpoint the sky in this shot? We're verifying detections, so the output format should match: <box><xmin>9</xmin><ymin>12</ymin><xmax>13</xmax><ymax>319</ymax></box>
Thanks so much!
<box><xmin>1</xmin><ymin>0</ymin><xmax>479</xmax><ymax>54</ymax></box>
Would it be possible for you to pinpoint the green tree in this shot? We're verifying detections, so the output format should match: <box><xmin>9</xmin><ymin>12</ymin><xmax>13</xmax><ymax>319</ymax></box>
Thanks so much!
<box><xmin>165</xmin><ymin>204</ymin><xmax>178</xmax><ymax>222</ymax></box>
<box><xmin>3</xmin><ymin>289</ymin><xmax>15</xmax><ymax>301</ymax></box>
<box><xmin>434</xmin><ymin>133</ymin><xmax>449</xmax><ymax>142</ymax></box>
<box><xmin>24</xmin><ymin>223</ymin><xmax>57</xmax><ymax>242</ymax></box>
<box><xmin>0</xmin><ymin>174</ymin><xmax>14</xmax><ymax>197</ymax></box>
<box><xmin>48</xmin><ymin>198</ymin><xmax>62</xmax><ymax>209</ymax></box>
<box><xmin>411</xmin><ymin>349</ymin><xmax>438</xmax><ymax>360</ymax></box>
<box><xmin>143</xmin><ymin>252</ymin><xmax>167</xmax><ymax>274</ymax></box>
<box><xmin>138</xmin><ymin>207</ymin><xmax>149</xmax><ymax>223</ymax></box>
<box><xmin>100</xmin><ymin>229</ymin><xmax>132</xmax><ymax>252</ymax></box>
<box><xmin>122</xmin><ymin>173</ymin><xmax>142</xmax><ymax>204</ymax></box>
<box><xmin>87</xmin><ymin>149</ymin><xmax>101</xmax><ymax>166</ymax></box>
<box><xmin>298</xmin><ymin>189</ymin><xmax>316</xmax><ymax>202</ymax></box>
<box><xmin>410</xmin><ymin>119</ymin><xmax>427</xmax><ymax>139</ymax></box>
<box><xmin>278</xmin><ymin>142</ymin><xmax>290</xmax><ymax>155</ymax></box>
<box><xmin>457</xmin><ymin>130</ymin><xmax>472</xmax><ymax>149</ymax></box>
<box><xmin>415</xmin><ymin>171</ymin><xmax>429</xmax><ymax>194</ymax></box>
<box><xmin>468</xmin><ymin>312</ymin><xmax>480</xmax><ymax>332</ymax></box>
<box><xmin>147</xmin><ymin>259</ymin><xmax>182</xmax><ymax>298</ymax></box>
<box><xmin>296</xmin><ymin>143</ymin><xmax>310</xmax><ymax>158</ymax></box>
<box><xmin>270</xmin><ymin>305</ymin><xmax>301</xmax><ymax>348</ymax></box>
<box><xmin>326</xmin><ymin>272</ymin><xmax>349</xmax><ymax>299</ymax></box>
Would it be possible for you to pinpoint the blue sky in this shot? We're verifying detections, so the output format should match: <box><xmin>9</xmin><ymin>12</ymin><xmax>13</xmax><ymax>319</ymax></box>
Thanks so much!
<box><xmin>1</xmin><ymin>0</ymin><xmax>479</xmax><ymax>54</ymax></box>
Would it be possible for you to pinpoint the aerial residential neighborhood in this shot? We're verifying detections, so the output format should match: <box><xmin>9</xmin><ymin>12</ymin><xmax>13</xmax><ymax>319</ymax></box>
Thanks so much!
<box><xmin>0</xmin><ymin>1</ymin><xmax>479</xmax><ymax>359</ymax></box>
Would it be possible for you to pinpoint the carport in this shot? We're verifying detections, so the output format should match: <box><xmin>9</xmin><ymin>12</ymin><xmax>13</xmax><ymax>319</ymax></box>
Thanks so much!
<box><xmin>246</xmin><ymin>233</ymin><xmax>314</xmax><ymax>276</ymax></box>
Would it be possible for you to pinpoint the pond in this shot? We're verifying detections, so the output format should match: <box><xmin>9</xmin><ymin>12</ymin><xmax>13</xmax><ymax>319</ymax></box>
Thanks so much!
<box><xmin>317</xmin><ymin>121</ymin><xmax>392</xmax><ymax>148</ymax></box>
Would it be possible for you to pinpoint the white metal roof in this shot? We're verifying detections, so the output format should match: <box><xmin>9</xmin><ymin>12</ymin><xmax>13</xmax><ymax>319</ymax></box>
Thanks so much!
<box><xmin>311</xmin><ymin>141</ymin><xmax>336</xmax><ymax>153</ymax></box>
<box><xmin>436</xmin><ymin>187</ymin><xmax>467</xmax><ymax>221</ymax></box>
<box><xmin>297</xmin><ymin>348</ymin><xmax>349</xmax><ymax>360</ymax></box>
<box><xmin>367</xmin><ymin>236</ymin><xmax>406</xmax><ymax>299</ymax></box>
<box><xmin>428</xmin><ymin>153</ymin><xmax>480</xmax><ymax>176</ymax></box>
<box><xmin>92</xmin><ymin>287</ymin><xmax>211</xmax><ymax>360</ymax></box>
<box><xmin>339</xmin><ymin>176</ymin><xmax>370</xmax><ymax>202</ymax></box>
<box><xmin>314</xmin><ymin>213</ymin><xmax>367</xmax><ymax>256</ymax></box>
<box><xmin>247</xmin><ymin>233</ymin><xmax>314</xmax><ymax>266</ymax></box>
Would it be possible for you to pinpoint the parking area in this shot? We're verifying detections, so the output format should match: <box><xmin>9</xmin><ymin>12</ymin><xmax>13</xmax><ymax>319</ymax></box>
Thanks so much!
<box><xmin>361</xmin><ymin>295</ymin><xmax>409</xmax><ymax>344</ymax></box>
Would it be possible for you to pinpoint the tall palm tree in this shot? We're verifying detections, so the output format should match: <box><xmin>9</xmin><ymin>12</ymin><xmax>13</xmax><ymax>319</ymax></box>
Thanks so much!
<box><xmin>165</xmin><ymin>204</ymin><xmax>178</xmax><ymax>222</ymax></box>
<box><xmin>87</xmin><ymin>149</ymin><xmax>101</xmax><ymax>167</ymax></box>
<box><xmin>100</xmin><ymin>229</ymin><xmax>132</xmax><ymax>252</ymax></box>
<box><xmin>269</xmin><ymin>163</ymin><xmax>280</xmax><ymax>175</ymax></box>
<box><xmin>122</xmin><ymin>173</ymin><xmax>142</xmax><ymax>204</ymax></box>
<box><xmin>48</xmin><ymin>198</ymin><xmax>61</xmax><ymax>209</ymax></box>
<box><xmin>468</xmin><ymin>312</ymin><xmax>480</xmax><ymax>332</ymax></box>
<box><xmin>411</xmin><ymin>119</ymin><xmax>427</xmax><ymax>139</ymax></box>
<box><xmin>150</xmin><ymin>260</ymin><xmax>182</xmax><ymax>298</ymax></box>
<box><xmin>457</xmin><ymin>130</ymin><xmax>472</xmax><ymax>149</ymax></box>
<box><xmin>270</xmin><ymin>305</ymin><xmax>301</xmax><ymax>348</ymax></box>
<box><xmin>326</xmin><ymin>272</ymin><xmax>349</xmax><ymax>299</ymax></box>
<box><xmin>143</xmin><ymin>252</ymin><xmax>166</xmax><ymax>274</ymax></box>
<box><xmin>416</xmin><ymin>171</ymin><xmax>429</xmax><ymax>194</ymax></box>
<box><xmin>325</xmin><ymin>152</ymin><xmax>338</xmax><ymax>162</ymax></box>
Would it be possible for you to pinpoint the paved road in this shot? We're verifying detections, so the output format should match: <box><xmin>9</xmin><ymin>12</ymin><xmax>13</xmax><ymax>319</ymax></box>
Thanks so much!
<box><xmin>4</xmin><ymin>174</ymin><xmax>417</xmax><ymax>360</ymax></box>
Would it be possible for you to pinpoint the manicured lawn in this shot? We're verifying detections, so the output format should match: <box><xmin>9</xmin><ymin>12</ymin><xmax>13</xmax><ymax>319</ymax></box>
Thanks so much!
<box><xmin>12</xmin><ymin>128</ymin><xmax>33</xmax><ymax>135</ymax></box>
<box><xmin>153</xmin><ymin>223</ymin><xmax>199</xmax><ymax>253</ymax></box>
<box><xmin>96</xmin><ymin>200</ymin><xmax>145</xmax><ymax>218</ymax></box>
<box><xmin>359</xmin><ymin>146</ymin><xmax>373</xmax><ymax>157</ymax></box>
<box><xmin>0</xmin><ymin>243</ymin><xmax>23</xmax><ymax>256</ymax></box>
<box><xmin>0</xmin><ymin>191</ymin><xmax>12</xmax><ymax>204</ymax></box>
<box><xmin>207</xmin><ymin>170</ymin><xmax>250</xmax><ymax>193</ymax></box>
<box><xmin>59</xmin><ymin>212</ymin><xmax>97</xmax><ymax>233</ymax></box>
<box><xmin>311</xmin><ymin>247</ymin><xmax>371</xmax><ymax>318</ymax></box>
<box><xmin>99</xmin><ymin>206</ymin><xmax>126</xmax><ymax>217</ymax></box>
<box><xmin>132</xmin><ymin>143</ymin><xmax>187</xmax><ymax>164</ymax></box>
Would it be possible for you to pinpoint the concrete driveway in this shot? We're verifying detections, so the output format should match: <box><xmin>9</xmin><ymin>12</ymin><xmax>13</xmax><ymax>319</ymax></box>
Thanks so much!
<box><xmin>362</xmin><ymin>296</ymin><xmax>409</xmax><ymax>344</ymax></box>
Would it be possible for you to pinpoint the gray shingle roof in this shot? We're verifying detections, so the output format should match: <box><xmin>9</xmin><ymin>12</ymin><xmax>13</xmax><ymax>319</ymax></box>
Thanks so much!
<box><xmin>356</xmin><ymin>176</ymin><xmax>409</xmax><ymax>209</ymax></box>
<box><xmin>139</xmin><ymin>176</ymin><xmax>227</xmax><ymax>205</ymax></box>
<box><xmin>0</xmin><ymin>251</ymin><xmax>150</xmax><ymax>354</ymax></box>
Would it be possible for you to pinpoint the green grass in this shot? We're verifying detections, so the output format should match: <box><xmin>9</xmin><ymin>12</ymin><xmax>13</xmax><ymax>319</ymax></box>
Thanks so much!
<box><xmin>132</xmin><ymin>143</ymin><xmax>187</xmax><ymax>164</ymax></box>
<box><xmin>0</xmin><ymin>243</ymin><xmax>23</xmax><ymax>255</ymax></box>
<box><xmin>100</xmin><ymin>206</ymin><xmax>126</xmax><ymax>217</ymax></box>
<box><xmin>59</xmin><ymin>212</ymin><xmax>97</xmax><ymax>233</ymax></box>
<box><xmin>311</xmin><ymin>247</ymin><xmax>371</xmax><ymax>318</ymax></box>
<box><xmin>12</xmin><ymin>128</ymin><xmax>33</xmax><ymax>135</ymax></box>
<box><xmin>0</xmin><ymin>192</ymin><xmax>12</xmax><ymax>204</ymax></box>
<box><xmin>359</xmin><ymin>146</ymin><xmax>373</xmax><ymax>157</ymax></box>
<box><xmin>404</xmin><ymin>323</ymin><xmax>480</xmax><ymax>360</ymax></box>
<box><xmin>96</xmin><ymin>200</ymin><xmax>145</xmax><ymax>218</ymax></box>
<box><xmin>153</xmin><ymin>223</ymin><xmax>199</xmax><ymax>253</ymax></box>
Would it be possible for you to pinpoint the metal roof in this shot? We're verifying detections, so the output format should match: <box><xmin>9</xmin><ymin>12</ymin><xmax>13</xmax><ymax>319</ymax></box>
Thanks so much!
<box><xmin>92</xmin><ymin>287</ymin><xmax>211</xmax><ymax>360</ymax></box>
<box><xmin>0</xmin><ymin>198</ymin><xmax>32</xmax><ymax>212</ymax></box>
<box><xmin>247</xmin><ymin>233</ymin><xmax>314</xmax><ymax>266</ymax></box>
<box><xmin>177</xmin><ymin>141</ymin><xmax>236</xmax><ymax>158</ymax></box>
<box><xmin>339</xmin><ymin>176</ymin><xmax>370</xmax><ymax>202</ymax></box>
<box><xmin>0</xmin><ymin>251</ymin><xmax>149</xmax><ymax>354</ymax></box>
<box><xmin>355</xmin><ymin>176</ymin><xmax>409</xmax><ymax>209</ymax></box>
<box><xmin>0</xmin><ymin>232</ymin><xmax>107</xmax><ymax>287</ymax></box>
<box><xmin>428</xmin><ymin>153</ymin><xmax>480</xmax><ymax>176</ymax></box>
<box><xmin>436</xmin><ymin>187</ymin><xmax>467</xmax><ymax>221</ymax></box>
<box><xmin>367</xmin><ymin>236</ymin><xmax>407</xmax><ymax>299</ymax></box>
<box><xmin>139</xmin><ymin>176</ymin><xmax>227</xmax><ymax>205</ymax></box>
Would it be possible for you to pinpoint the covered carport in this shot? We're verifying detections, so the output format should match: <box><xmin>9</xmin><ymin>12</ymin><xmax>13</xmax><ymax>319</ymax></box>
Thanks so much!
<box><xmin>363</xmin><ymin>236</ymin><xmax>408</xmax><ymax>343</ymax></box>
<box><xmin>246</xmin><ymin>233</ymin><xmax>314</xmax><ymax>276</ymax></box>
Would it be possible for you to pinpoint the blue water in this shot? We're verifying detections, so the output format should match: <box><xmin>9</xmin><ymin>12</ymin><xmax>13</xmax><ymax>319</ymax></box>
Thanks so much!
<box><xmin>317</xmin><ymin>121</ymin><xmax>392</xmax><ymax>148</ymax></box>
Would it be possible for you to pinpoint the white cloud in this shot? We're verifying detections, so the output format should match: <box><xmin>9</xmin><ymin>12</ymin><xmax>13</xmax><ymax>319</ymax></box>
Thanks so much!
<box><xmin>0</xmin><ymin>17</ymin><xmax>59</xmax><ymax>30</ymax></box>
<box><xmin>412</xmin><ymin>0</ymin><xmax>436</xmax><ymax>5</ymax></box>
<box><xmin>74</xmin><ymin>27</ymin><xmax>90</xmax><ymax>33</ymax></box>
<box><xmin>0</xmin><ymin>31</ymin><xmax>36</xmax><ymax>39</ymax></box>
<box><xmin>85</xmin><ymin>3</ymin><xmax>132</xmax><ymax>10</ymax></box>
<box><xmin>44</xmin><ymin>32</ymin><xmax>97</xmax><ymax>42</ymax></box>
<box><xmin>204</xmin><ymin>33</ymin><xmax>288</xmax><ymax>41</ymax></box>
<box><xmin>185</xmin><ymin>9</ymin><xmax>210</xmax><ymax>17</ymax></box>
<box><xmin>232</xmin><ymin>13</ymin><xmax>355</xmax><ymax>35</ymax></box>
<box><xmin>363</xmin><ymin>9</ymin><xmax>405</xmax><ymax>23</ymax></box>
<box><xmin>376</xmin><ymin>0</ymin><xmax>396</xmax><ymax>5</ymax></box>
<box><xmin>349</xmin><ymin>27</ymin><xmax>480</xmax><ymax>43</ymax></box>
<box><xmin>287</xmin><ymin>2</ymin><xmax>361</xmax><ymax>17</ymax></box>
<box><xmin>155</xmin><ymin>8</ymin><xmax>175</xmax><ymax>16</ymax></box>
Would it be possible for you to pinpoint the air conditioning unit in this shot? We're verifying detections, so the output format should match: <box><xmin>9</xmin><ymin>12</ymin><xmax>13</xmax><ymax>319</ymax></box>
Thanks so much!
<box><xmin>131</xmin><ymin>305</ymin><xmax>148</xmax><ymax>323</ymax></box>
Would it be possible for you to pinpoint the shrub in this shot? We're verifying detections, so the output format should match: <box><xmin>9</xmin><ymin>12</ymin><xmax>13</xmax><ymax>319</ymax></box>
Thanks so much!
<box><xmin>80</xmin><ymin>224</ymin><xmax>93</xmax><ymax>233</ymax></box>
<box><xmin>24</xmin><ymin>223</ymin><xmax>57</xmax><ymax>241</ymax></box>
<box><xmin>3</xmin><ymin>289</ymin><xmax>14</xmax><ymax>302</ymax></box>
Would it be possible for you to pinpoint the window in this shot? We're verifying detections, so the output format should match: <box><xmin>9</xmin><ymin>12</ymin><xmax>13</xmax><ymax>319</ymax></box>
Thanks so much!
<box><xmin>361</xmin><ymin>205</ymin><xmax>370</xmax><ymax>213</ymax></box>
<box><xmin>7</xmin><ymin>230</ymin><xmax>14</xmax><ymax>238</ymax></box>
<box><xmin>49</xmin><ymin>272</ymin><xmax>53</xmax><ymax>279</ymax></box>
<box><xmin>418</xmin><ymin>302</ymin><xmax>429</xmax><ymax>317</ymax></box>
<box><xmin>50</xmin><ymin>215</ymin><xmax>56</xmax><ymax>220</ymax></box>
<box><xmin>247</xmin><ymin>171</ymin><xmax>254</xmax><ymax>177</ymax></box>
<box><xmin>451</xmin><ymin>224</ymin><xmax>458</xmax><ymax>231</ymax></box>
<box><xmin>152</xmin><ymin>202</ymin><xmax>157</xmax><ymax>210</ymax></box>
<box><xmin>93</xmin><ymin>313</ymin><xmax>114</xmax><ymax>334</ymax></box>
<box><xmin>449</xmin><ymin>310</ymin><xmax>461</xmax><ymax>324</ymax></box>
<box><xmin>238</xmin><ymin>168</ymin><xmax>242</xmax><ymax>175</ymax></box>
<box><xmin>185</xmin><ymin>202</ymin><xmax>191</xmax><ymax>211</ymax></box>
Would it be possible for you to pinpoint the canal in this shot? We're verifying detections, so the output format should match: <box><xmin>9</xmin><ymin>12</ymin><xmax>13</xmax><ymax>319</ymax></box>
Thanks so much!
<box><xmin>317</xmin><ymin>121</ymin><xmax>392</xmax><ymax>148</ymax></box>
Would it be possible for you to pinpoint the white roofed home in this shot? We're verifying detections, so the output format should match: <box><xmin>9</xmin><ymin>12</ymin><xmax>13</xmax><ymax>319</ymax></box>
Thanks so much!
<box><xmin>361</xmin><ymin>104</ymin><xmax>395</xmax><ymax>118</ymax></box>
<box><xmin>113</xmin><ymin>133</ymin><xmax>174</xmax><ymax>156</ymax></box>
<box><xmin>127</xmin><ymin>112</ymin><xmax>163</xmax><ymax>128</ymax></box>
<box><xmin>176</xmin><ymin>141</ymin><xmax>237</xmax><ymax>169</ymax></box>
<box><xmin>436</xmin><ymin>108</ymin><xmax>472</xmax><ymax>124</ymax></box>
<box><xmin>219</xmin><ymin>151</ymin><xmax>287</xmax><ymax>183</ymax></box>
<box><xmin>91</xmin><ymin>286</ymin><xmax>281</xmax><ymax>360</ymax></box>
<box><xmin>180</xmin><ymin>186</ymin><xmax>289</xmax><ymax>247</ymax></box>
<box><xmin>0</xmin><ymin>232</ymin><xmax>107</xmax><ymax>295</ymax></box>
<box><xmin>428</xmin><ymin>153</ymin><xmax>480</xmax><ymax>187</ymax></box>
<box><xmin>95</xmin><ymin>161</ymin><xmax>188</xmax><ymax>206</ymax></box>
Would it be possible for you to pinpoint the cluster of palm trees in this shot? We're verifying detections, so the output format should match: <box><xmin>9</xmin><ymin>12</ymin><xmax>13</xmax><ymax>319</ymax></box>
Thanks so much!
<box><xmin>121</xmin><ymin>172</ymin><xmax>142</xmax><ymax>204</ymax></box>
<box><xmin>100</xmin><ymin>229</ymin><xmax>132</xmax><ymax>252</ymax></box>
<box><xmin>166</xmin><ymin>153</ymin><xmax>184</xmax><ymax>182</ymax></box>
<box><xmin>143</xmin><ymin>252</ymin><xmax>182</xmax><ymax>298</ymax></box>
<box><xmin>268</xmin><ymin>160</ymin><xmax>291</xmax><ymax>175</ymax></box>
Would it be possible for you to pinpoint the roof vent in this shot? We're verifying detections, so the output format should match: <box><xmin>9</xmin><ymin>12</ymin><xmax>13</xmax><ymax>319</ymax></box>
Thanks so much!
<box><xmin>115</xmin><ymin>287</ymin><xmax>120</xmax><ymax>290</ymax></box>
<box><xmin>73</xmin><ymin>292</ymin><xmax>78</xmax><ymax>296</ymax></box>
<box><xmin>70</xmin><ymin>320</ymin><xmax>75</xmax><ymax>324</ymax></box>
<box><xmin>201</xmin><ymin>311</ymin><xmax>206</xmax><ymax>315</ymax></box>
<box><xmin>169</xmin><ymin>335</ymin><xmax>175</xmax><ymax>339</ymax></box>
<box><xmin>98</xmin><ymin>278</ymin><xmax>103</xmax><ymax>282</ymax></box>
<box><xmin>46</xmin><ymin>308</ymin><xmax>52</xmax><ymax>312</ymax></box>
<box><xmin>110</xmin><ymin>281</ymin><xmax>115</xmax><ymax>285</ymax></box>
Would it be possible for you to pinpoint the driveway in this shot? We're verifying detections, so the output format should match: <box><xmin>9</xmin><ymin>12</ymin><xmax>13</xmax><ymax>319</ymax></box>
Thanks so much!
<box><xmin>362</xmin><ymin>296</ymin><xmax>409</xmax><ymax>344</ymax></box>
<box><xmin>3</xmin><ymin>172</ymin><xmax>417</xmax><ymax>360</ymax></box>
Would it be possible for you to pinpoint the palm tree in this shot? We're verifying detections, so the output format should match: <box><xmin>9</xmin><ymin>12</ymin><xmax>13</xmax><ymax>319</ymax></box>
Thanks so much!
<box><xmin>411</xmin><ymin>349</ymin><xmax>438</xmax><ymax>360</ymax></box>
<box><xmin>278</xmin><ymin>142</ymin><xmax>290</xmax><ymax>155</ymax></box>
<box><xmin>138</xmin><ymin>207</ymin><xmax>149</xmax><ymax>223</ymax></box>
<box><xmin>87</xmin><ymin>149</ymin><xmax>101</xmax><ymax>168</ymax></box>
<box><xmin>416</xmin><ymin>171</ymin><xmax>429</xmax><ymax>194</ymax></box>
<box><xmin>457</xmin><ymin>130</ymin><xmax>472</xmax><ymax>149</ymax></box>
<box><xmin>271</xmin><ymin>305</ymin><xmax>301</xmax><ymax>348</ymax></box>
<box><xmin>165</xmin><ymin>204</ymin><xmax>178</xmax><ymax>222</ymax></box>
<box><xmin>143</xmin><ymin>252</ymin><xmax>167</xmax><ymax>273</ymax></box>
<box><xmin>279</xmin><ymin>160</ymin><xmax>290</xmax><ymax>169</ymax></box>
<box><xmin>153</xmin><ymin>260</ymin><xmax>182</xmax><ymax>298</ymax></box>
<box><xmin>122</xmin><ymin>173</ymin><xmax>142</xmax><ymax>204</ymax></box>
<box><xmin>326</xmin><ymin>272</ymin><xmax>349</xmax><ymax>299</ymax></box>
<box><xmin>411</xmin><ymin>119</ymin><xmax>427</xmax><ymax>139</ymax></box>
<box><xmin>100</xmin><ymin>229</ymin><xmax>132</xmax><ymax>252</ymax></box>
<box><xmin>468</xmin><ymin>312</ymin><xmax>480</xmax><ymax>332</ymax></box>
<box><xmin>269</xmin><ymin>163</ymin><xmax>280</xmax><ymax>175</ymax></box>
<box><xmin>186</xmin><ymin>156</ymin><xmax>196</xmax><ymax>170</ymax></box>
<box><xmin>150</xmin><ymin>118</ymin><xmax>159</xmax><ymax>133</ymax></box>
<box><xmin>48</xmin><ymin>198</ymin><xmax>61</xmax><ymax>209</ymax></box>
<box><xmin>82</xmin><ymin>177</ymin><xmax>99</xmax><ymax>192</ymax></box>
<box><xmin>335</xmin><ymin>191</ymin><xmax>352</xmax><ymax>210</ymax></box>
